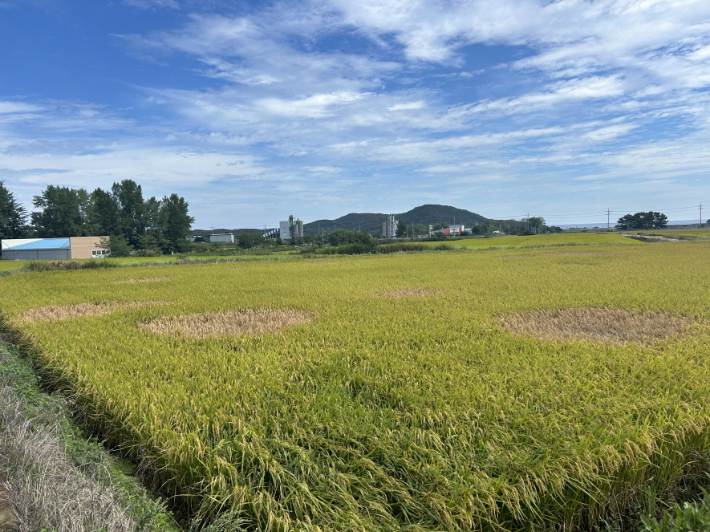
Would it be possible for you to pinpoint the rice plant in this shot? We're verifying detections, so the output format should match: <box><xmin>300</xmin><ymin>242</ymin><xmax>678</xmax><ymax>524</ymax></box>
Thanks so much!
<box><xmin>1</xmin><ymin>241</ymin><xmax>709</xmax><ymax>530</ymax></box>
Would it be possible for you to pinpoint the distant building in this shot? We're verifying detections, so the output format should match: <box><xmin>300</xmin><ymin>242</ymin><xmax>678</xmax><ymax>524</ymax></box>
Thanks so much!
<box><xmin>444</xmin><ymin>225</ymin><xmax>466</xmax><ymax>235</ymax></box>
<box><xmin>210</xmin><ymin>233</ymin><xmax>234</xmax><ymax>243</ymax></box>
<box><xmin>1</xmin><ymin>237</ymin><xmax>109</xmax><ymax>260</ymax></box>
<box><xmin>382</xmin><ymin>214</ymin><xmax>397</xmax><ymax>237</ymax></box>
<box><xmin>279</xmin><ymin>215</ymin><xmax>303</xmax><ymax>240</ymax></box>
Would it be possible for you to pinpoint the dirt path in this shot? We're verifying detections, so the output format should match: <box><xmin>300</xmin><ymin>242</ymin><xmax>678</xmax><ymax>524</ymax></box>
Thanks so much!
<box><xmin>620</xmin><ymin>233</ymin><xmax>681</xmax><ymax>242</ymax></box>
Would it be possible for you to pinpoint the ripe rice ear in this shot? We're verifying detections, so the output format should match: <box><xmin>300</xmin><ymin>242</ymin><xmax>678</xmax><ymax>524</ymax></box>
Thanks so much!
<box><xmin>498</xmin><ymin>307</ymin><xmax>693</xmax><ymax>345</ymax></box>
<box><xmin>141</xmin><ymin>308</ymin><xmax>314</xmax><ymax>339</ymax></box>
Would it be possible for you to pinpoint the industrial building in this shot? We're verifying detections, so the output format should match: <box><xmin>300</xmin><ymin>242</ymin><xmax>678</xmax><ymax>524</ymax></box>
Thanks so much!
<box><xmin>1</xmin><ymin>237</ymin><xmax>109</xmax><ymax>260</ymax></box>
<box><xmin>210</xmin><ymin>233</ymin><xmax>234</xmax><ymax>243</ymax></box>
<box><xmin>445</xmin><ymin>225</ymin><xmax>466</xmax><ymax>235</ymax></box>
<box><xmin>382</xmin><ymin>214</ymin><xmax>397</xmax><ymax>237</ymax></box>
<box><xmin>279</xmin><ymin>215</ymin><xmax>304</xmax><ymax>240</ymax></box>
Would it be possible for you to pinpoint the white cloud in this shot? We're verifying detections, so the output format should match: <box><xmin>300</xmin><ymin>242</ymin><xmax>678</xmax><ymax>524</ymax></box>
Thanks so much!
<box><xmin>467</xmin><ymin>76</ymin><xmax>626</xmax><ymax>116</ymax></box>
<box><xmin>123</xmin><ymin>0</ymin><xmax>179</xmax><ymax>9</ymax></box>
<box><xmin>582</xmin><ymin>124</ymin><xmax>637</xmax><ymax>142</ymax></box>
<box><xmin>5</xmin><ymin>0</ymin><xmax>710</xmax><ymax>226</ymax></box>
<box><xmin>0</xmin><ymin>101</ymin><xmax>46</xmax><ymax>114</ymax></box>
<box><xmin>388</xmin><ymin>101</ymin><xmax>425</xmax><ymax>111</ymax></box>
<box><xmin>257</xmin><ymin>91</ymin><xmax>365</xmax><ymax>118</ymax></box>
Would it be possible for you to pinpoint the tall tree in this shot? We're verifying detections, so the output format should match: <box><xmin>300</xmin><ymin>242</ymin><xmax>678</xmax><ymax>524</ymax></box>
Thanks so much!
<box><xmin>31</xmin><ymin>185</ymin><xmax>88</xmax><ymax>237</ymax></box>
<box><xmin>159</xmin><ymin>193</ymin><xmax>194</xmax><ymax>253</ymax></box>
<box><xmin>396</xmin><ymin>220</ymin><xmax>408</xmax><ymax>238</ymax></box>
<box><xmin>87</xmin><ymin>188</ymin><xmax>119</xmax><ymax>236</ymax></box>
<box><xmin>616</xmin><ymin>211</ymin><xmax>668</xmax><ymax>230</ymax></box>
<box><xmin>111</xmin><ymin>180</ymin><xmax>146</xmax><ymax>248</ymax></box>
<box><xmin>0</xmin><ymin>180</ymin><xmax>29</xmax><ymax>238</ymax></box>
<box><xmin>140</xmin><ymin>196</ymin><xmax>167</xmax><ymax>253</ymax></box>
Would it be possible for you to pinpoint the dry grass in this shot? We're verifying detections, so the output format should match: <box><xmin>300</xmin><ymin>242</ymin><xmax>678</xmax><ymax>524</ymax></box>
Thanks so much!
<box><xmin>377</xmin><ymin>288</ymin><xmax>440</xmax><ymax>299</ymax></box>
<box><xmin>20</xmin><ymin>301</ymin><xmax>164</xmax><ymax>323</ymax></box>
<box><xmin>115</xmin><ymin>276</ymin><xmax>171</xmax><ymax>284</ymax></box>
<box><xmin>0</xmin><ymin>387</ymin><xmax>135</xmax><ymax>532</ymax></box>
<box><xmin>498</xmin><ymin>307</ymin><xmax>694</xmax><ymax>345</ymax></box>
<box><xmin>0</xmin><ymin>488</ymin><xmax>17</xmax><ymax>532</ymax></box>
<box><xmin>142</xmin><ymin>308</ymin><xmax>314</xmax><ymax>339</ymax></box>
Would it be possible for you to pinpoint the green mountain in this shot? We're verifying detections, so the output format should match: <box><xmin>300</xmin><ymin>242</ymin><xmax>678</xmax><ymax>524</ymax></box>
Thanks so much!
<box><xmin>397</xmin><ymin>204</ymin><xmax>488</xmax><ymax>227</ymax></box>
<box><xmin>304</xmin><ymin>204</ymin><xmax>490</xmax><ymax>235</ymax></box>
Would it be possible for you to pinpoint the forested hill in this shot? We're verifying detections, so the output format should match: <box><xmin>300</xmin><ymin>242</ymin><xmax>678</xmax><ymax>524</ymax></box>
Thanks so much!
<box><xmin>304</xmin><ymin>204</ymin><xmax>489</xmax><ymax>234</ymax></box>
<box><xmin>304</xmin><ymin>212</ymin><xmax>389</xmax><ymax>234</ymax></box>
<box><xmin>397</xmin><ymin>205</ymin><xmax>488</xmax><ymax>227</ymax></box>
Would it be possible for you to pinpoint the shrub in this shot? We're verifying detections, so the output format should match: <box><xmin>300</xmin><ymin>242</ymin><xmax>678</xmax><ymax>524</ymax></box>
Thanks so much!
<box><xmin>642</xmin><ymin>490</ymin><xmax>710</xmax><ymax>532</ymax></box>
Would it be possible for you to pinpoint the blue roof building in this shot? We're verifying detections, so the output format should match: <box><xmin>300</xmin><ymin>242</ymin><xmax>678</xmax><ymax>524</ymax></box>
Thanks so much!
<box><xmin>1</xmin><ymin>237</ymin><xmax>109</xmax><ymax>260</ymax></box>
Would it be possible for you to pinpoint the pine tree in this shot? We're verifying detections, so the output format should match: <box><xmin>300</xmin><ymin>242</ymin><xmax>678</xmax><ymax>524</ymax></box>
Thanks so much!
<box><xmin>0</xmin><ymin>180</ymin><xmax>29</xmax><ymax>239</ymax></box>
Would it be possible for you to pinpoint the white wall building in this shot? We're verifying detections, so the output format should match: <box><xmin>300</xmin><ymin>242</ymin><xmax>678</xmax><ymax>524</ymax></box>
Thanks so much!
<box><xmin>279</xmin><ymin>216</ymin><xmax>303</xmax><ymax>239</ymax></box>
<box><xmin>382</xmin><ymin>214</ymin><xmax>397</xmax><ymax>237</ymax></box>
<box><xmin>210</xmin><ymin>233</ymin><xmax>234</xmax><ymax>243</ymax></box>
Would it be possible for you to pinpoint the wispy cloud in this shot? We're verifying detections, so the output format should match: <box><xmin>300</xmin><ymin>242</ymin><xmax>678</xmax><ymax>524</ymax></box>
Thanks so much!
<box><xmin>0</xmin><ymin>101</ymin><xmax>46</xmax><ymax>114</ymax></box>
<box><xmin>123</xmin><ymin>0</ymin><xmax>179</xmax><ymax>10</ymax></box>
<box><xmin>2</xmin><ymin>0</ymin><xmax>710</xmax><ymax>225</ymax></box>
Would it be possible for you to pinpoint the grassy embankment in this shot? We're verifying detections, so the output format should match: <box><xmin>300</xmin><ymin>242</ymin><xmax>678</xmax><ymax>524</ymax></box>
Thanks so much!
<box><xmin>0</xmin><ymin>339</ymin><xmax>177</xmax><ymax>532</ymax></box>
<box><xmin>0</xmin><ymin>241</ymin><xmax>709</xmax><ymax>530</ymax></box>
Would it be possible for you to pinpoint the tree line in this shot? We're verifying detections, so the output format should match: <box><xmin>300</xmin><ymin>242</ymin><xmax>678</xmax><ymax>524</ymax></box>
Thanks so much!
<box><xmin>616</xmin><ymin>211</ymin><xmax>668</xmax><ymax>230</ymax></box>
<box><xmin>0</xmin><ymin>180</ymin><xmax>193</xmax><ymax>256</ymax></box>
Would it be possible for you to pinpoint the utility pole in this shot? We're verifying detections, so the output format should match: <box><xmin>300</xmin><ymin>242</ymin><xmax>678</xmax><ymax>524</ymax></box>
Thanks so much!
<box><xmin>700</xmin><ymin>203</ymin><xmax>703</xmax><ymax>227</ymax></box>
<box><xmin>607</xmin><ymin>208</ymin><xmax>611</xmax><ymax>230</ymax></box>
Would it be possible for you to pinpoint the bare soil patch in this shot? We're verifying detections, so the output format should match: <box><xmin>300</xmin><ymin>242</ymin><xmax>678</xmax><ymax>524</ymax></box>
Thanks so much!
<box><xmin>20</xmin><ymin>301</ymin><xmax>164</xmax><ymax>323</ymax></box>
<box><xmin>115</xmin><ymin>276</ymin><xmax>171</xmax><ymax>284</ymax></box>
<box><xmin>378</xmin><ymin>288</ymin><xmax>440</xmax><ymax>299</ymax></box>
<box><xmin>141</xmin><ymin>308</ymin><xmax>314</xmax><ymax>339</ymax></box>
<box><xmin>498</xmin><ymin>307</ymin><xmax>693</xmax><ymax>345</ymax></box>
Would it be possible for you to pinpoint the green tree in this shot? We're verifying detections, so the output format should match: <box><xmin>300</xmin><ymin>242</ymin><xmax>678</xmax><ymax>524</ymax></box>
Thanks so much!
<box><xmin>139</xmin><ymin>196</ymin><xmax>167</xmax><ymax>254</ymax></box>
<box><xmin>471</xmin><ymin>224</ymin><xmax>489</xmax><ymax>235</ymax></box>
<box><xmin>396</xmin><ymin>220</ymin><xmax>408</xmax><ymax>238</ymax></box>
<box><xmin>159</xmin><ymin>194</ymin><xmax>193</xmax><ymax>253</ymax></box>
<box><xmin>87</xmin><ymin>188</ymin><xmax>119</xmax><ymax>236</ymax></box>
<box><xmin>112</xmin><ymin>180</ymin><xmax>146</xmax><ymax>248</ymax></box>
<box><xmin>236</xmin><ymin>233</ymin><xmax>266</xmax><ymax>249</ymax></box>
<box><xmin>327</xmin><ymin>229</ymin><xmax>374</xmax><ymax>246</ymax></box>
<box><xmin>31</xmin><ymin>185</ymin><xmax>88</xmax><ymax>237</ymax></box>
<box><xmin>616</xmin><ymin>211</ymin><xmax>668</xmax><ymax>230</ymax></box>
<box><xmin>0</xmin><ymin>180</ymin><xmax>29</xmax><ymax>238</ymax></box>
<box><xmin>328</xmin><ymin>229</ymin><xmax>354</xmax><ymax>246</ymax></box>
<box><xmin>100</xmin><ymin>234</ymin><xmax>133</xmax><ymax>257</ymax></box>
<box><xmin>653</xmin><ymin>212</ymin><xmax>669</xmax><ymax>229</ymax></box>
<box><xmin>521</xmin><ymin>216</ymin><xmax>545</xmax><ymax>234</ymax></box>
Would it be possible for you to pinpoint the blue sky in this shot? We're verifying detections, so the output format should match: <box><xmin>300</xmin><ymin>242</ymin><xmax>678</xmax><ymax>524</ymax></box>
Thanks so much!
<box><xmin>1</xmin><ymin>0</ymin><xmax>709</xmax><ymax>228</ymax></box>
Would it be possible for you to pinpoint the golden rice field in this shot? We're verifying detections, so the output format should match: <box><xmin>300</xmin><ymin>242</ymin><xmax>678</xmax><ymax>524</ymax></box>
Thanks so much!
<box><xmin>1</xmin><ymin>241</ymin><xmax>710</xmax><ymax>531</ymax></box>
<box><xmin>424</xmin><ymin>232</ymin><xmax>641</xmax><ymax>249</ymax></box>
<box><xmin>637</xmin><ymin>229</ymin><xmax>710</xmax><ymax>239</ymax></box>
<box><xmin>0</xmin><ymin>260</ymin><xmax>28</xmax><ymax>272</ymax></box>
